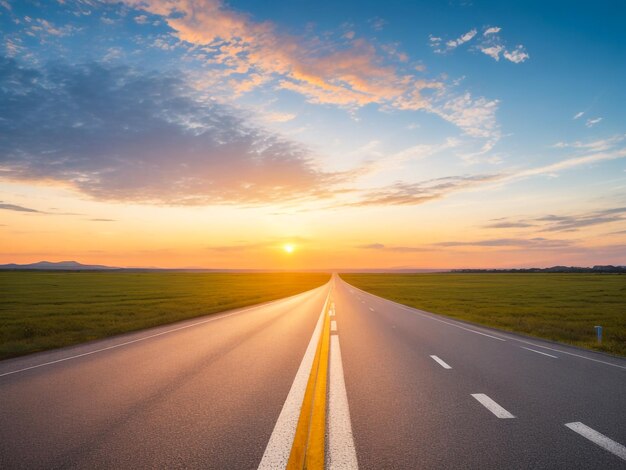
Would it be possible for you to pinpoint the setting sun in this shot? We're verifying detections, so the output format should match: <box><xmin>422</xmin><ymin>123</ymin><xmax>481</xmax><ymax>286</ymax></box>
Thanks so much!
<box><xmin>283</xmin><ymin>244</ymin><xmax>295</xmax><ymax>254</ymax></box>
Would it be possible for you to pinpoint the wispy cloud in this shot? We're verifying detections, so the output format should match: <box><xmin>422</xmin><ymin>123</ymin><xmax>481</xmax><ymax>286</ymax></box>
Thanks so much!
<box><xmin>0</xmin><ymin>202</ymin><xmax>41</xmax><ymax>213</ymax></box>
<box><xmin>351</xmin><ymin>174</ymin><xmax>502</xmax><ymax>206</ymax></box>
<box><xmin>479</xmin><ymin>45</ymin><xmax>504</xmax><ymax>61</ymax></box>
<box><xmin>435</xmin><ymin>237</ymin><xmax>573</xmax><ymax>249</ymax></box>
<box><xmin>430</xmin><ymin>92</ymin><xmax>499</xmax><ymax>139</ymax></box>
<box><xmin>485</xmin><ymin>207</ymin><xmax>626</xmax><ymax>233</ymax></box>
<box><xmin>573</xmin><ymin>111</ymin><xmax>584</xmax><ymax>120</ymax></box>
<box><xmin>357</xmin><ymin>237</ymin><xmax>575</xmax><ymax>252</ymax></box>
<box><xmin>484</xmin><ymin>220</ymin><xmax>535</xmax><ymax>229</ymax></box>
<box><xmin>433</xmin><ymin>25</ymin><xmax>529</xmax><ymax>64</ymax></box>
<box><xmin>445</xmin><ymin>29</ymin><xmax>478</xmax><ymax>50</ymax></box>
<box><xmin>430</xmin><ymin>29</ymin><xmax>477</xmax><ymax>53</ymax></box>
<box><xmin>502</xmin><ymin>46</ymin><xmax>530</xmax><ymax>63</ymax></box>
<box><xmin>586</xmin><ymin>117</ymin><xmax>603</xmax><ymax>128</ymax></box>
<box><xmin>353</xmin><ymin>146</ymin><xmax>626</xmax><ymax>207</ymax></box>
<box><xmin>357</xmin><ymin>243</ymin><xmax>386</xmax><ymax>250</ymax></box>
<box><xmin>475</xmin><ymin>27</ymin><xmax>530</xmax><ymax>63</ymax></box>
<box><xmin>483</xmin><ymin>27</ymin><xmax>501</xmax><ymax>36</ymax></box>
<box><xmin>552</xmin><ymin>134</ymin><xmax>625</xmax><ymax>153</ymax></box>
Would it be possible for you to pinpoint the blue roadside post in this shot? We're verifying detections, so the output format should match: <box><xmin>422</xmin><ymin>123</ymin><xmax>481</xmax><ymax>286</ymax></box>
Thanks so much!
<box><xmin>594</xmin><ymin>325</ymin><xmax>602</xmax><ymax>344</ymax></box>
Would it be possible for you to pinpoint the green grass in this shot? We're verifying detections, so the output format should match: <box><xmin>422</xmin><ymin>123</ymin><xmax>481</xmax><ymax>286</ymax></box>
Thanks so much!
<box><xmin>0</xmin><ymin>271</ymin><xmax>329</xmax><ymax>360</ymax></box>
<box><xmin>340</xmin><ymin>273</ymin><xmax>626</xmax><ymax>356</ymax></box>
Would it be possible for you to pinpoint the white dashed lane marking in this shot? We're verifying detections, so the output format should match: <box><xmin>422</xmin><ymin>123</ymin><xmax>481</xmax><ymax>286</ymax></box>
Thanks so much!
<box><xmin>565</xmin><ymin>422</ymin><xmax>626</xmax><ymax>461</ymax></box>
<box><xmin>430</xmin><ymin>355</ymin><xmax>452</xmax><ymax>369</ymax></box>
<box><xmin>471</xmin><ymin>394</ymin><xmax>515</xmax><ymax>419</ymax></box>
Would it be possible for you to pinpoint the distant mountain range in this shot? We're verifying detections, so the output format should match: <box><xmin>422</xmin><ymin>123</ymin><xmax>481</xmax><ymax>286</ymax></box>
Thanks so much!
<box><xmin>0</xmin><ymin>261</ymin><xmax>119</xmax><ymax>270</ymax></box>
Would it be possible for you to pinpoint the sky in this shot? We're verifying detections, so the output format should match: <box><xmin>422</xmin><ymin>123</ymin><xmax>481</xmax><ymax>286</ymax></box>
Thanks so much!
<box><xmin>1</xmin><ymin>0</ymin><xmax>625</xmax><ymax>269</ymax></box>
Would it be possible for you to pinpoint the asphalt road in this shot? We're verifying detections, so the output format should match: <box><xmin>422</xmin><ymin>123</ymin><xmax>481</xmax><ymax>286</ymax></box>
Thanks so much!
<box><xmin>335</xmin><ymin>277</ymin><xmax>626</xmax><ymax>469</ymax></box>
<box><xmin>0</xmin><ymin>284</ymin><xmax>329</xmax><ymax>469</ymax></box>
<box><xmin>1</xmin><ymin>274</ymin><xmax>624</xmax><ymax>469</ymax></box>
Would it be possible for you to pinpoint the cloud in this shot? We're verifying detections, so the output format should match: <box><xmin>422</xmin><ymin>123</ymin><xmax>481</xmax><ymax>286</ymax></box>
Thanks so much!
<box><xmin>484</xmin><ymin>221</ymin><xmax>535</xmax><ymax>228</ymax></box>
<box><xmin>431</xmin><ymin>29</ymin><xmax>476</xmax><ymax>53</ymax></box>
<box><xmin>502</xmin><ymin>45</ymin><xmax>529</xmax><ymax>63</ymax></box>
<box><xmin>552</xmin><ymin>134</ymin><xmax>625</xmax><ymax>153</ymax></box>
<box><xmin>536</xmin><ymin>207</ymin><xmax>626</xmax><ymax>232</ymax></box>
<box><xmin>485</xmin><ymin>207</ymin><xmax>626</xmax><ymax>233</ymax></box>
<box><xmin>357</xmin><ymin>243</ymin><xmax>385</xmax><ymax>249</ymax></box>
<box><xmin>435</xmin><ymin>237</ymin><xmax>573</xmax><ymax>249</ymax></box>
<box><xmin>474</xmin><ymin>28</ymin><xmax>529</xmax><ymax>63</ymax></box>
<box><xmin>28</xmin><ymin>18</ymin><xmax>78</xmax><ymax>38</ymax></box>
<box><xmin>88</xmin><ymin>218</ymin><xmax>116</xmax><ymax>222</ymax></box>
<box><xmin>0</xmin><ymin>56</ymin><xmax>336</xmax><ymax>205</ymax></box>
<box><xmin>573</xmin><ymin>111</ymin><xmax>584</xmax><ymax>120</ymax></box>
<box><xmin>483</xmin><ymin>27</ymin><xmax>501</xmax><ymax>36</ymax></box>
<box><xmin>586</xmin><ymin>117</ymin><xmax>603</xmax><ymax>127</ymax></box>
<box><xmin>118</xmin><ymin>0</ymin><xmax>498</xmax><ymax>140</ymax></box>
<box><xmin>430</xmin><ymin>92</ymin><xmax>499</xmax><ymax>139</ymax></box>
<box><xmin>352</xmin><ymin>146</ymin><xmax>626</xmax><ymax>207</ymax></box>
<box><xmin>351</xmin><ymin>174</ymin><xmax>502</xmax><ymax>206</ymax></box>
<box><xmin>356</xmin><ymin>243</ymin><xmax>431</xmax><ymax>252</ymax></box>
<box><xmin>479</xmin><ymin>45</ymin><xmax>504</xmax><ymax>61</ymax></box>
<box><xmin>431</xmin><ymin>26</ymin><xmax>528</xmax><ymax>64</ymax></box>
<box><xmin>134</xmin><ymin>15</ymin><xmax>149</xmax><ymax>24</ymax></box>
<box><xmin>0</xmin><ymin>202</ymin><xmax>41</xmax><ymax>213</ymax></box>
<box><xmin>121</xmin><ymin>0</ymin><xmax>433</xmax><ymax>111</ymax></box>
<box><xmin>445</xmin><ymin>29</ymin><xmax>477</xmax><ymax>50</ymax></box>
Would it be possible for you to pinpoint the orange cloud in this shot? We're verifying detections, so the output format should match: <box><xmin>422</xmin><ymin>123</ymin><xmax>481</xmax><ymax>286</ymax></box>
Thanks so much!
<box><xmin>121</xmin><ymin>0</ymin><xmax>439</xmax><ymax>110</ymax></box>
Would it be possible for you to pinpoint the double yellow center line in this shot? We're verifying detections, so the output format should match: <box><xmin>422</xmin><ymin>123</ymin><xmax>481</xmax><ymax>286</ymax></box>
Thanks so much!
<box><xmin>287</xmin><ymin>293</ymin><xmax>332</xmax><ymax>469</ymax></box>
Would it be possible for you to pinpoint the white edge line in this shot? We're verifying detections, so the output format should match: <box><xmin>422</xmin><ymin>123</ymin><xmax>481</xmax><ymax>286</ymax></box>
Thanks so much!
<box><xmin>520</xmin><ymin>346</ymin><xmax>558</xmax><ymax>358</ymax></box>
<box><xmin>404</xmin><ymin>307</ymin><xmax>506</xmax><ymax>341</ymax></box>
<box><xmin>257</xmin><ymin>288</ymin><xmax>331</xmax><ymax>469</ymax></box>
<box><xmin>342</xmin><ymin>280</ymin><xmax>626</xmax><ymax>370</ymax></box>
<box><xmin>471</xmin><ymin>393</ymin><xmax>515</xmax><ymax>419</ymax></box>
<box><xmin>512</xmin><ymin>338</ymin><xmax>626</xmax><ymax>370</ymax></box>
<box><xmin>430</xmin><ymin>355</ymin><xmax>452</xmax><ymax>369</ymax></box>
<box><xmin>328</xmin><ymin>335</ymin><xmax>359</xmax><ymax>469</ymax></box>
<box><xmin>0</xmin><ymin>284</ymin><xmax>329</xmax><ymax>378</ymax></box>
<box><xmin>341</xmin><ymin>281</ymin><xmax>504</xmax><ymax>341</ymax></box>
<box><xmin>565</xmin><ymin>422</ymin><xmax>626</xmax><ymax>461</ymax></box>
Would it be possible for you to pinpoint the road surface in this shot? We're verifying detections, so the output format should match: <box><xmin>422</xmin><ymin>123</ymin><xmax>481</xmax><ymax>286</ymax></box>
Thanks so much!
<box><xmin>0</xmin><ymin>274</ymin><xmax>624</xmax><ymax>469</ymax></box>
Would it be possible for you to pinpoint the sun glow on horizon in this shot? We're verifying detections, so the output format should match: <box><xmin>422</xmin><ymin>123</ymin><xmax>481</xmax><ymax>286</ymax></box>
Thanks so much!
<box><xmin>283</xmin><ymin>243</ymin><xmax>295</xmax><ymax>254</ymax></box>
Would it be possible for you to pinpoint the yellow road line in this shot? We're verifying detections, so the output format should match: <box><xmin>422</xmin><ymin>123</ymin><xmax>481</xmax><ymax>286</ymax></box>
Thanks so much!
<box><xmin>287</xmin><ymin>290</ymin><xmax>332</xmax><ymax>469</ymax></box>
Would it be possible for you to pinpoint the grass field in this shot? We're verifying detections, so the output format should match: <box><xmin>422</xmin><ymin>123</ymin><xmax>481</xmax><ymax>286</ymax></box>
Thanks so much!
<box><xmin>340</xmin><ymin>273</ymin><xmax>626</xmax><ymax>356</ymax></box>
<box><xmin>0</xmin><ymin>271</ymin><xmax>329</xmax><ymax>360</ymax></box>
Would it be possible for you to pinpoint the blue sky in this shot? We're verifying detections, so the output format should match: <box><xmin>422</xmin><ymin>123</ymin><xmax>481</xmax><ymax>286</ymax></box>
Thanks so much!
<box><xmin>0</xmin><ymin>0</ymin><xmax>625</xmax><ymax>268</ymax></box>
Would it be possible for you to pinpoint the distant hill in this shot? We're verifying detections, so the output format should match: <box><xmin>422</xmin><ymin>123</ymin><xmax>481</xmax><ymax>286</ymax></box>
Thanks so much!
<box><xmin>0</xmin><ymin>261</ymin><xmax>119</xmax><ymax>270</ymax></box>
<box><xmin>452</xmin><ymin>265</ymin><xmax>626</xmax><ymax>274</ymax></box>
